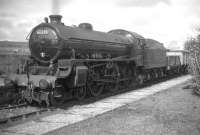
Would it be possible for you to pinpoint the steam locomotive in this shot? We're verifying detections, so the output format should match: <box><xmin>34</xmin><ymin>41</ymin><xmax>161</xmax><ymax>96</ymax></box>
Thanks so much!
<box><xmin>4</xmin><ymin>15</ymin><xmax>188</xmax><ymax>106</ymax></box>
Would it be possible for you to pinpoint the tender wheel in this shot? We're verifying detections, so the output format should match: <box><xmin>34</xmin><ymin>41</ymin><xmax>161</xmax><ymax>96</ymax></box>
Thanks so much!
<box><xmin>154</xmin><ymin>70</ymin><xmax>159</xmax><ymax>79</ymax></box>
<box><xmin>155</xmin><ymin>72</ymin><xmax>159</xmax><ymax>79</ymax></box>
<box><xmin>160</xmin><ymin>69</ymin><xmax>164</xmax><ymax>78</ymax></box>
<box><xmin>49</xmin><ymin>87</ymin><xmax>66</xmax><ymax>106</ymax></box>
<box><xmin>137</xmin><ymin>74</ymin><xmax>144</xmax><ymax>85</ymax></box>
<box><xmin>88</xmin><ymin>82</ymin><xmax>104</xmax><ymax>97</ymax></box>
<box><xmin>147</xmin><ymin>73</ymin><xmax>151</xmax><ymax>81</ymax></box>
<box><xmin>74</xmin><ymin>86</ymin><xmax>86</xmax><ymax>101</ymax></box>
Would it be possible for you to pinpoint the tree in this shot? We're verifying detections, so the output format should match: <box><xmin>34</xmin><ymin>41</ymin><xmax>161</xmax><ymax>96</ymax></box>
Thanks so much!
<box><xmin>184</xmin><ymin>34</ymin><xmax>200</xmax><ymax>90</ymax></box>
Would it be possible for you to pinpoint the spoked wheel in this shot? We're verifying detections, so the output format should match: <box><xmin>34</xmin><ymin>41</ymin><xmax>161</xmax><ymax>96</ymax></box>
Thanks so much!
<box><xmin>88</xmin><ymin>82</ymin><xmax>104</xmax><ymax>97</ymax></box>
<box><xmin>23</xmin><ymin>88</ymin><xmax>33</xmax><ymax>104</ymax></box>
<box><xmin>123</xmin><ymin>79</ymin><xmax>132</xmax><ymax>89</ymax></box>
<box><xmin>49</xmin><ymin>86</ymin><xmax>66</xmax><ymax>106</ymax></box>
<box><xmin>154</xmin><ymin>71</ymin><xmax>159</xmax><ymax>79</ymax></box>
<box><xmin>158</xmin><ymin>69</ymin><xmax>163</xmax><ymax>78</ymax></box>
<box><xmin>105</xmin><ymin>82</ymin><xmax>119</xmax><ymax>93</ymax></box>
<box><xmin>74</xmin><ymin>86</ymin><xmax>87</xmax><ymax>101</ymax></box>
<box><xmin>16</xmin><ymin>92</ymin><xmax>26</xmax><ymax>105</ymax></box>
<box><xmin>105</xmin><ymin>63</ymin><xmax>120</xmax><ymax>92</ymax></box>
<box><xmin>161</xmin><ymin>70</ymin><xmax>165</xmax><ymax>78</ymax></box>
<box><xmin>137</xmin><ymin>74</ymin><xmax>144</xmax><ymax>86</ymax></box>
<box><xmin>146</xmin><ymin>73</ymin><xmax>151</xmax><ymax>81</ymax></box>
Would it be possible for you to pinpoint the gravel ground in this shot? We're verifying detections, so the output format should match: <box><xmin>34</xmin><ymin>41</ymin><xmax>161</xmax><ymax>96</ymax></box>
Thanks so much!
<box><xmin>0</xmin><ymin>106</ymin><xmax>40</xmax><ymax>120</ymax></box>
<box><xmin>45</xmin><ymin>80</ymin><xmax>200</xmax><ymax>135</ymax></box>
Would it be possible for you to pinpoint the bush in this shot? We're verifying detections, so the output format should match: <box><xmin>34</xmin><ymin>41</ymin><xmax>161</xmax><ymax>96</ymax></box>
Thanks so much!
<box><xmin>0</xmin><ymin>54</ymin><xmax>27</xmax><ymax>75</ymax></box>
<box><xmin>185</xmin><ymin>35</ymin><xmax>200</xmax><ymax>90</ymax></box>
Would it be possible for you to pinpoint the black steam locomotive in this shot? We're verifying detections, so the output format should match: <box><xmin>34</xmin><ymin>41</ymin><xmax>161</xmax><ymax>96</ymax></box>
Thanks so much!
<box><xmin>4</xmin><ymin>15</ymin><xmax>188</xmax><ymax>106</ymax></box>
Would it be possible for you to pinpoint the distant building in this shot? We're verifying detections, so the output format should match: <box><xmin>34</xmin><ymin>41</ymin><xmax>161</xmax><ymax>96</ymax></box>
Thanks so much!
<box><xmin>0</xmin><ymin>41</ymin><xmax>30</xmax><ymax>56</ymax></box>
<box><xmin>0</xmin><ymin>41</ymin><xmax>30</xmax><ymax>74</ymax></box>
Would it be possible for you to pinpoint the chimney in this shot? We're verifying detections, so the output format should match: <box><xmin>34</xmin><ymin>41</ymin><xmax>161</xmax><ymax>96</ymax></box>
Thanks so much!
<box><xmin>49</xmin><ymin>15</ymin><xmax>62</xmax><ymax>24</ymax></box>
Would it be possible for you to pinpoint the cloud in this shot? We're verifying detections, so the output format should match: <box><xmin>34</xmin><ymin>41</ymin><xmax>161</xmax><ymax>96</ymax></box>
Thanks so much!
<box><xmin>186</xmin><ymin>1</ymin><xmax>200</xmax><ymax>17</ymax></box>
<box><xmin>169</xmin><ymin>0</ymin><xmax>200</xmax><ymax>34</ymax></box>
<box><xmin>0</xmin><ymin>15</ymin><xmax>42</xmax><ymax>41</ymax></box>
<box><xmin>116</xmin><ymin>0</ymin><xmax>171</xmax><ymax>7</ymax></box>
<box><xmin>51</xmin><ymin>0</ymin><xmax>74</xmax><ymax>14</ymax></box>
<box><xmin>0</xmin><ymin>13</ymin><xmax>16</xmax><ymax>18</ymax></box>
<box><xmin>0</xmin><ymin>29</ymin><xmax>10</xmax><ymax>40</ymax></box>
<box><xmin>0</xmin><ymin>19</ymin><xmax>14</xmax><ymax>28</ymax></box>
<box><xmin>0</xmin><ymin>0</ymin><xmax>52</xmax><ymax>41</ymax></box>
<box><xmin>0</xmin><ymin>0</ymin><xmax>199</xmax><ymax>50</ymax></box>
<box><xmin>0</xmin><ymin>0</ymin><xmax>51</xmax><ymax>17</ymax></box>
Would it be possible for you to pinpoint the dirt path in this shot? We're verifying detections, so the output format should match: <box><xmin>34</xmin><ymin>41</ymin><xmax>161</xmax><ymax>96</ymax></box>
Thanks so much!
<box><xmin>45</xmin><ymin>80</ymin><xmax>200</xmax><ymax>135</ymax></box>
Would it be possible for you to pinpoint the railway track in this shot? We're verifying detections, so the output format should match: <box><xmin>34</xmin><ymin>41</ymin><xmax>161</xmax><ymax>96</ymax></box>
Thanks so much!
<box><xmin>0</xmin><ymin>75</ymin><xmax>191</xmax><ymax>135</ymax></box>
<box><xmin>0</xmin><ymin>74</ymin><xmax>187</xmax><ymax>125</ymax></box>
<box><xmin>0</xmin><ymin>104</ymin><xmax>55</xmax><ymax>124</ymax></box>
<box><xmin>0</xmin><ymin>103</ymin><xmax>27</xmax><ymax>110</ymax></box>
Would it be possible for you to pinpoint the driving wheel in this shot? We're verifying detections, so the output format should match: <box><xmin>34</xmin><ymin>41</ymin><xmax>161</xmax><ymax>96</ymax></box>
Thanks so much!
<box><xmin>74</xmin><ymin>86</ymin><xmax>87</xmax><ymax>101</ymax></box>
<box><xmin>88</xmin><ymin>82</ymin><xmax>104</xmax><ymax>97</ymax></box>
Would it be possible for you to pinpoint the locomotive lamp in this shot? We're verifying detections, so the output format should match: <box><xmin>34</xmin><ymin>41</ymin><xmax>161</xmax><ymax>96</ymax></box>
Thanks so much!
<box><xmin>40</xmin><ymin>52</ymin><xmax>45</xmax><ymax>58</ymax></box>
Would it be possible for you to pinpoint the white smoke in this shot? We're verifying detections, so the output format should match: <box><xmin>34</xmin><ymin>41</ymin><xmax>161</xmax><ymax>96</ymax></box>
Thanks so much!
<box><xmin>52</xmin><ymin>0</ymin><xmax>60</xmax><ymax>14</ymax></box>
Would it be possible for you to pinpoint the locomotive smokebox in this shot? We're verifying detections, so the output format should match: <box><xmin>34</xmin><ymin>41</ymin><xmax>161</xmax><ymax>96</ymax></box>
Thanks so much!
<box><xmin>49</xmin><ymin>15</ymin><xmax>62</xmax><ymax>24</ymax></box>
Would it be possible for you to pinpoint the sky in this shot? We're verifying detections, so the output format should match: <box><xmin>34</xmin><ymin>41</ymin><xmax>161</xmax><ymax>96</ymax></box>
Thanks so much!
<box><xmin>0</xmin><ymin>0</ymin><xmax>200</xmax><ymax>49</ymax></box>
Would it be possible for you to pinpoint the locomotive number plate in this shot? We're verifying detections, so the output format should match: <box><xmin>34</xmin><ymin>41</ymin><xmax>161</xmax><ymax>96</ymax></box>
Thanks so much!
<box><xmin>36</xmin><ymin>29</ymin><xmax>48</xmax><ymax>35</ymax></box>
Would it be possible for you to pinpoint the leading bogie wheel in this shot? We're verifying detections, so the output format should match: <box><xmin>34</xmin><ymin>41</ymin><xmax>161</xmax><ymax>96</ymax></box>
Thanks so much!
<box><xmin>24</xmin><ymin>89</ymin><xmax>33</xmax><ymax>104</ymax></box>
<box><xmin>49</xmin><ymin>87</ymin><xmax>66</xmax><ymax>106</ymax></box>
